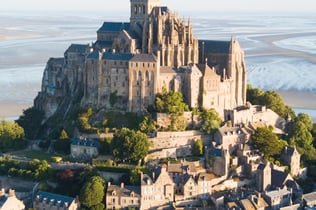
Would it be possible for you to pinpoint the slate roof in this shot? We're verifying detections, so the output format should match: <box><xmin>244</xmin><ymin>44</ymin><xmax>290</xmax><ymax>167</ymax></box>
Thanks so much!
<box><xmin>97</xmin><ymin>22</ymin><xmax>130</xmax><ymax>32</ymax></box>
<box><xmin>36</xmin><ymin>191</ymin><xmax>75</xmax><ymax>207</ymax></box>
<box><xmin>71</xmin><ymin>138</ymin><xmax>100</xmax><ymax>148</ymax></box>
<box><xmin>130</xmin><ymin>54</ymin><xmax>157</xmax><ymax>62</ymax></box>
<box><xmin>65</xmin><ymin>44</ymin><xmax>89</xmax><ymax>53</ymax></box>
<box><xmin>87</xmin><ymin>51</ymin><xmax>100</xmax><ymax>59</ymax></box>
<box><xmin>102</xmin><ymin>52</ymin><xmax>134</xmax><ymax>61</ymax></box>
<box><xmin>0</xmin><ymin>195</ymin><xmax>8</xmax><ymax>208</ymax></box>
<box><xmin>271</xmin><ymin>169</ymin><xmax>289</xmax><ymax>189</ymax></box>
<box><xmin>199</xmin><ymin>40</ymin><xmax>231</xmax><ymax>54</ymax></box>
<box><xmin>208</xmin><ymin>148</ymin><xmax>222</xmax><ymax>157</ymax></box>
<box><xmin>94</xmin><ymin>40</ymin><xmax>113</xmax><ymax>49</ymax></box>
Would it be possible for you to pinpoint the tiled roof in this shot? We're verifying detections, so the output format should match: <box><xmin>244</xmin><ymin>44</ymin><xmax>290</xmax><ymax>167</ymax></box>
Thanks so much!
<box><xmin>199</xmin><ymin>40</ymin><xmax>231</xmax><ymax>54</ymax></box>
<box><xmin>36</xmin><ymin>191</ymin><xmax>75</xmax><ymax>207</ymax></box>
<box><xmin>130</xmin><ymin>54</ymin><xmax>157</xmax><ymax>62</ymax></box>
<box><xmin>303</xmin><ymin>191</ymin><xmax>316</xmax><ymax>203</ymax></box>
<box><xmin>71</xmin><ymin>138</ymin><xmax>100</xmax><ymax>148</ymax></box>
<box><xmin>97</xmin><ymin>22</ymin><xmax>130</xmax><ymax>32</ymax></box>
<box><xmin>102</xmin><ymin>52</ymin><xmax>134</xmax><ymax>61</ymax></box>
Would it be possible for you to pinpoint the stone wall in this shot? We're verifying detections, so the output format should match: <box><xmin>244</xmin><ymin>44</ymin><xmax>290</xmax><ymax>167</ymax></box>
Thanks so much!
<box><xmin>156</xmin><ymin>112</ymin><xmax>202</xmax><ymax>130</ymax></box>
<box><xmin>146</xmin><ymin>130</ymin><xmax>210</xmax><ymax>160</ymax></box>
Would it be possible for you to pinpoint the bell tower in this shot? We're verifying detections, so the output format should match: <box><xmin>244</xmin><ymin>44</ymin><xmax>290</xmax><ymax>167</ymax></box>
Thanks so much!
<box><xmin>130</xmin><ymin>0</ymin><xmax>160</xmax><ymax>26</ymax></box>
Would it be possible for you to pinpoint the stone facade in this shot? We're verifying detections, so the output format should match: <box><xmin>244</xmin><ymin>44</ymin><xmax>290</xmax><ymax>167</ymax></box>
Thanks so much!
<box><xmin>70</xmin><ymin>138</ymin><xmax>99</xmax><ymax>159</ymax></box>
<box><xmin>34</xmin><ymin>0</ymin><xmax>247</xmax><ymax>119</ymax></box>
<box><xmin>106</xmin><ymin>183</ymin><xmax>141</xmax><ymax>210</ymax></box>
<box><xmin>280</xmin><ymin>146</ymin><xmax>301</xmax><ymax>177</ymax></box>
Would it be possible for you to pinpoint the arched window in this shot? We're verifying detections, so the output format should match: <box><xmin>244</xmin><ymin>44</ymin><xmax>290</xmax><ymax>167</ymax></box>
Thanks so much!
<box><xmin>134</xmin><ymin>5</ymin><xmax>138</xmax><ymax>14</ymax></box>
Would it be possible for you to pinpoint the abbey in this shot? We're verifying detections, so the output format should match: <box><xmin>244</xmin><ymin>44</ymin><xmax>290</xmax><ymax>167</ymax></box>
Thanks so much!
<box><xmin>35</xmin><ymin>0</ymin><xmax>247</xmax><ymax>118</ymax></box>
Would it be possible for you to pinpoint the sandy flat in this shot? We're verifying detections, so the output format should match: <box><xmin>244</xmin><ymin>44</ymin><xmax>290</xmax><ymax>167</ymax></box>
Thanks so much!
<box><xmin>0</xmin><ymin>102</ymin><xmax>32</xmax><ymax>119</ymax></box>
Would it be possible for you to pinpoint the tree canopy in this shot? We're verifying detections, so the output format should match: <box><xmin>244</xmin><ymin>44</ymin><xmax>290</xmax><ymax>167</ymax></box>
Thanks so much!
<box><xmin>251</xmin><ymin>126</ymin><xmax>287</xmax><ymax>159</ymax></box>
<box><xmin>200</xmin><ymin>108</ymin><xmax>222</xmax><ymax>135</ymax></box>
<box><xmin>246</xmin><ymin>85</ymin><xmax>295</xmax><ymax>119</ymax></box>
<box><xmin>0</xmin><ymin>120</ymin><xmax>26</xmax><ymax>152</ymax></box>
<box><xmin>192</xmin><ymin>139</ymin><xmax>203</xmax><ymax>156</ymax></box>
<box><xmin>16</xmin><ymin>107</ymin><xmax>44</xmax><ymax>139</ymax></box>
<box><xmin>79</xmin><ymin>176</ymin><xmax>105</xmax><ymax>209</ymax></box>
<box><xmin>111</xmin><ymin>128</ymin><xmax>150</xmax><ymax>163</ymax></box>
<box><xmin>154</xmin><ymin>88</ymin><xmax>189</xmax><ymax>114</ymax></box>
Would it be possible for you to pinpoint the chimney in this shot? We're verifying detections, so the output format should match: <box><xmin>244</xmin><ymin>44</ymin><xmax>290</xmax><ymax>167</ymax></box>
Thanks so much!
<box><xmin>108</xmin><ymin>182</ymin><xmax>111</xmax><ymax>187</ymax></box>
<box><xmin>120</xmin><ymin>182</ymin><xmax>124</xmax><ymax>189</ymax></box>
<box><xmin>0</xmin><ymin>188</ymin><xmax>5</xmax><ymax>196</ymax></box>
<box><xmin>152</xmin><ymin>172</ymin><xmax>155</xmax><ymax>182</ymax></box>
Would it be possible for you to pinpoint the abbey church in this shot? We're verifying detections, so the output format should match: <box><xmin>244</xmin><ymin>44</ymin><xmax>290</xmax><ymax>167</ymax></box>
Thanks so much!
<box><xmin>34</xmin><ymin>0</ymin><xmax>247</xmax><ymax>118</ymax></box>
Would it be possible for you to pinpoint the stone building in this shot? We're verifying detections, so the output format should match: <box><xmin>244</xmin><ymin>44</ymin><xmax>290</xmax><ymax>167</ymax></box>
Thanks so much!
<box><xmin>70</xmin><ymin>138</ymin><xmax>100</xmax><ymax>159</ymax></box>
<box><xmin>33</xmin><ymin>191</ymin><xmax>79</xmax><ymax>210</ymax></box>
<box><xmin>106</xmin><ymin>183</ymin><xmax>141</xmax><ymax>210</ymax></box>
<box><xmin>34</xmin><ymin>0</ymin><xmax>247</xmax><ymax>119</ymax></box>
<box><xmin>280</xmin><ymin>146</ymin><xmax>301</xmax><ymax>177</ymax></box>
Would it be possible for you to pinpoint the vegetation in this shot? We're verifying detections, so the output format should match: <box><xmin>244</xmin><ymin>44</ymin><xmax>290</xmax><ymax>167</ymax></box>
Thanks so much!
<box><xmin>200</xmin><ymin>108</ymin><xmax>222</xmax><ymax>135</ymax></box>
<box><xmin>0</xmin><ymin>157</ymin><xmax>52</xmax><ymax>181</ymax></box>
<box><xmin>111</xmin><ymin>128</ymin><xmax>150</xmax><ymax>163</ymax></box>
<box><xmin>251</xmin><ymin>126</ymin><xmax>287</xmax><ymax>159</ymax></box>
<box><xmin>153</xmin><ymin>88</ymin><xmax>189</xmax><ymax>114</ymax></box>
<box><xmin>16</xmin><ymin>107</ymin><xmax>44</xmax><ymax>139</ymax></box>
<box><xmin>247</xmin><ymin>85</ymin><xmax>295</xmax><ymax>119</ymax></box>
<box><xmin>0</xmin><ymin>120</ymin><xmax>27</xmax><ymax>152</ymax></box>
<box><xmin>79</xmin><ymin>175</ymin><xmax>105</xmax><ymax>210</ymax></box>
<box><xmin>192</xmin><ymin>139</ymin><xmax>203</xmax><ymax>156</ymax></box>
<box><xmin>139</xmin><ymin>115</ymin><xmax>157</xmax><ymax>133</ymax></box>
<box><xmin>288</xmin><ymin>113</ymin><xmax>316</xmax><ymax>161</ymax></box>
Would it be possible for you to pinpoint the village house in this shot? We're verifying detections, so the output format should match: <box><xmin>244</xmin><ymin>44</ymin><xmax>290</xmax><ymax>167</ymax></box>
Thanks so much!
<box><xmin>33</xmin><ymin>191</ymin><xmax>79</xmax><ymax>210</ymax></box>
<box><xmin>70</xmin><ymin>138</ymin><xmax>100</xmax><ymax>159</ymax></box>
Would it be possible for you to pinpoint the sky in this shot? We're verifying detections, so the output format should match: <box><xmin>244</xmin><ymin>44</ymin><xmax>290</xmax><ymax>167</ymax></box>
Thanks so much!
<box><xmin>1</xmin><ymin>0</ymin><xmax>315</xmax><ymax>14</ymax></box>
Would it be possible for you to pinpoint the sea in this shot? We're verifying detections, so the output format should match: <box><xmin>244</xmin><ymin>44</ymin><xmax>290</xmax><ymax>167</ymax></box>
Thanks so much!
<box><xmin>0</xmin><ymin>11</ymin><xmax>316</xmax><ymax>121</ymax></box>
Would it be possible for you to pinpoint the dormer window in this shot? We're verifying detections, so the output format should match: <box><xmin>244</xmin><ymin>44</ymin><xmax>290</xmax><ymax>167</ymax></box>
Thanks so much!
<box><xmin>111</xmin><ymin>190</ymin><xmax>116</xmax><ymax>196</ymax></box>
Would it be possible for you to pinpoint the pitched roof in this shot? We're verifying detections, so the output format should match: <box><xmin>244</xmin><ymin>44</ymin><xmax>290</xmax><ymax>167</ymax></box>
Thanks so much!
<box><xmin>199</xmin><ymin>40</ymin><xmax>231</xmax><ymax>54</ymax></box>
<box><xmin>71</xmin><ymin>138</ymin><xmax>100</xmax><ymax>148</ymax></box>
<box><xmin>94</xmin><ymin>40</ymin><xmax>113</xmax><ymax>49</ymax></box>
<box><xmin>87</xmin><ymin>51</ymin><xmax>100</xmax><ymax>59</ymax></box>
<box><xmin>65</xmin><ymin>44</ymin><xmax>89</xmax><ymax>54</ymax></box>
<box><xmin>303</xmin><ymin>191</ymin><xmax>316</xmax><ymax>204</ymax></box>
<box><xmin>102</xmin><ymin>52</ymin><xmax>134</xmax><ymax>61</ymax></box>
<box><xmin>97</xmin><ymin>22</ymin><xmax>130</xmax><ymax>32</ymax></box>
<box><xmin>107</xmin><ymin>184</ymin><xmax>140</xmax><ymax>197</ymax></box>
<box><xmin>271</xmin><ymin>169</ymin><xmax>290</xmax><ymax>189</ymax></box>
<box><xmin>36</xmin><ymin>191</ymin><xmax>76</xmax><ymax>207</ymax></box>
<box><xmin>130</xmin><ymin>54</ymin><xmax>157</xmax><ymax>62</ymax></box>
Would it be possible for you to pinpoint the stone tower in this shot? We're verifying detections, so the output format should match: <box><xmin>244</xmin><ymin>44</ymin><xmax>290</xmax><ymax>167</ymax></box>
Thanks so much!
<box><xmin>256</xmin><ymin>163</ymin><xmax>271</xmax><ymax>192</ymax></box>
<box><xmin>130</xmin><ymin>0</ymin><xmax>160</xmax><ymax>30</ymax></box>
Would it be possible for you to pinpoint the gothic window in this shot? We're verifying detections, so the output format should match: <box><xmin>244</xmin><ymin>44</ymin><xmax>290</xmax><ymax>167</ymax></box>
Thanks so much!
<box><xmin>138</xmin><ymin>5</ymin><xmax>142</xmax><ymax>14</ymax></box>
<box><xmin>143</xmin><ymin>63</ymin><xmax>145</xmax><ymax>67</ymax></box>
<box><xmin>134</xmin><ymin>5</ymin><xmax>138</xmax><ymax>14</ymax></box>
<box><xmin>136</xmin><ymin>63</ymin><xmax>138</xmax><ymax>67</ymax></box>
<box><xmin>146</xmin><ymin>71</ymin><xmax>149</xmax><ymax>80</ymax></box>
<box><xmin>138</xmin><ymin>71</ymin><xmax>142</xmax><ymax>80</ymax></box>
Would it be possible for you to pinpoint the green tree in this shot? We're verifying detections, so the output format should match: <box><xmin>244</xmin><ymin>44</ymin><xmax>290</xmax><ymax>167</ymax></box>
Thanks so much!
<box><xmin>246</xmin><ymin>85</ymin><xmax>295</xmax><ymax>119</ymax></box>
<box><xmin>59</xmin><ymin>129</ymin><xmax>69</xmax><ymax>140</ymax></box>
<box><xmin>80</xmin><ymin>176</ymin><xmax>105</xmax><ymax>209</ymax></box>
<box><xmin>139</xmin><ymin>115</ymin><xmax>157</xmax><ymax>133</ymax></box>
<box><xmin>295</xmin><ymin>113</ymin><xmax>313</xmax><ymax>131</ymax></box>
<box><xmin>111</xmin><ymin>128</ymin><xmax>150</xmax><ymax>163</ymax></box>
<box><xmin>200</xmin><ymin>109</ymin><xmax>222</xmax><ymax>135</ymax></box>
<box><xmin>289</xmin><ymin>121</ymin><xmax>313</xmax><ymax>149</ymax></box>
<box><xmin>0</xmin><ymin>120</ymin><xmax>26</xmax><ymax>152</ymax></box>
<box><xmin>154</xmin><ymin>88</ymin><xmax>189</xmax><ymax>114</ymax></box>
<box><xmin>16</xmin><ymin>107</ymin><xmax>44</xmax><ymax>139</ymax></box>
<box><xmin>251</xmin><ymin>126</ymin><xmax>287</xmax><ymax>159</ymax></box>
<box><xmin>192</xmin><ymin>139</ymin><xmax>203</xmax><ymax>156</ymax></box>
